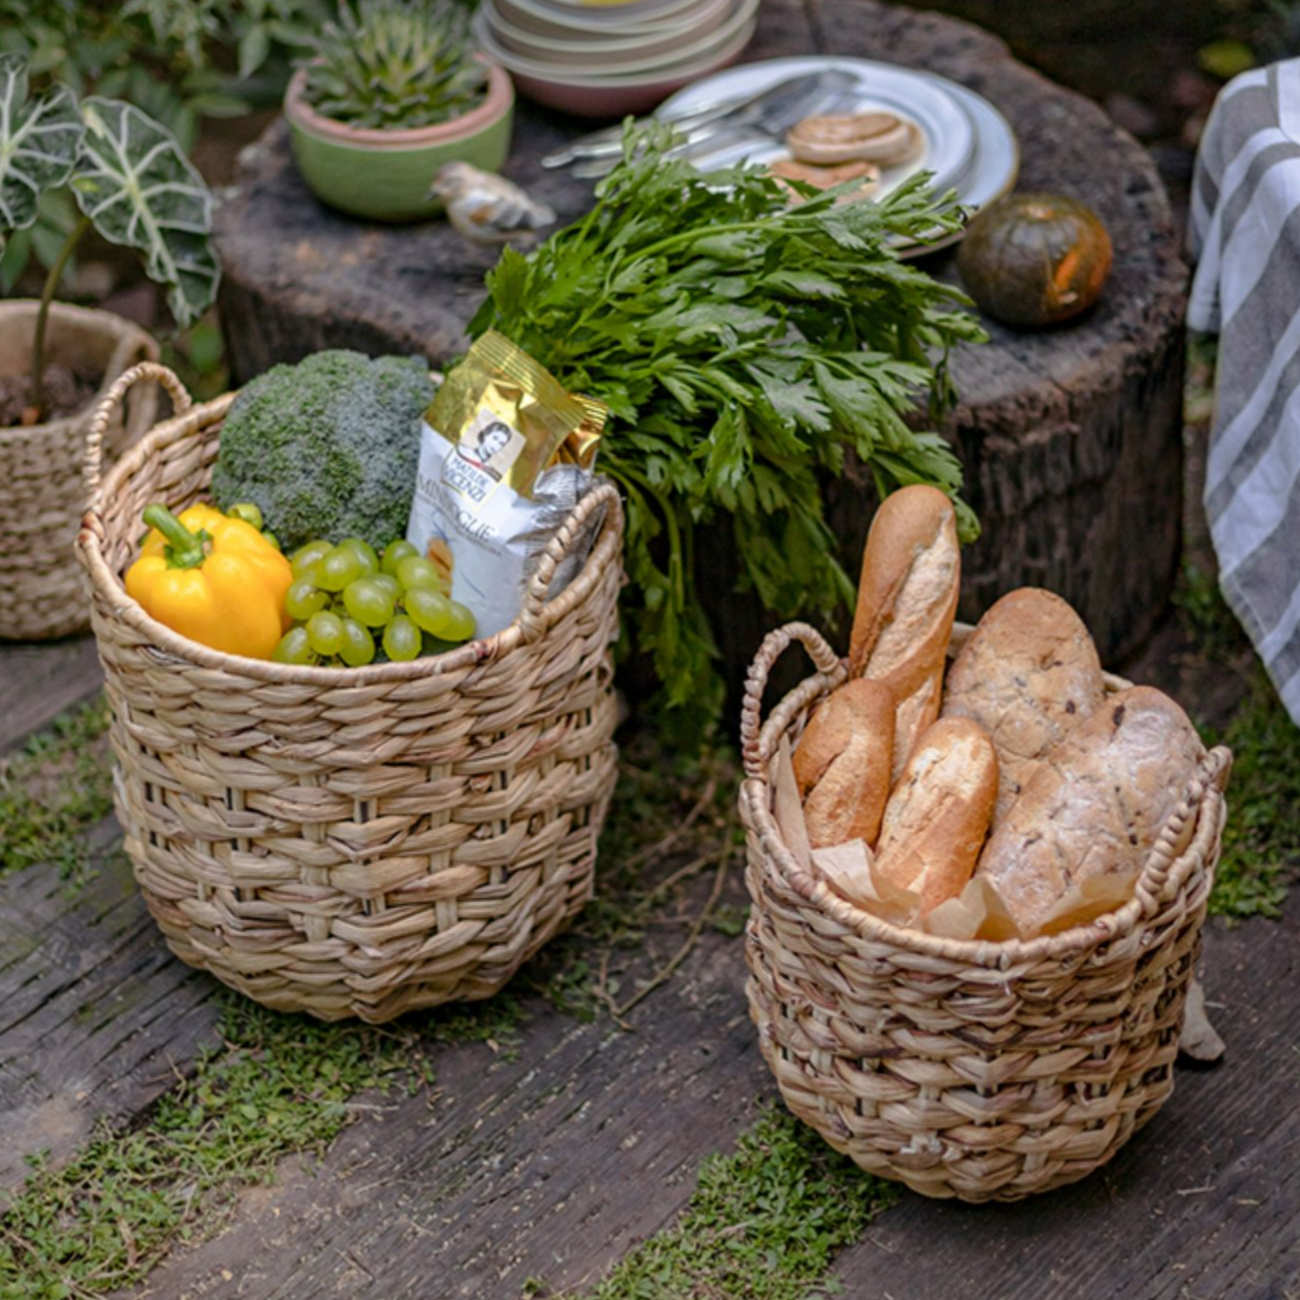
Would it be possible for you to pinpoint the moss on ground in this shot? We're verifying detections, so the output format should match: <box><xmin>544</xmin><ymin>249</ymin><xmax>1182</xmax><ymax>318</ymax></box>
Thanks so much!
<box><xmin>1204</xmin><ymin>668</ymin><xmax>1300</xmax><ymax>920</ymax></box>
<box><xmin>0</xmin><ymin>697</ymin><xmax>113</xmax><ymax>883</ymax></box>
<box><xmin>528</xmin><ymin>1107</ymin><xmax>897</xmax><ymax>1300</ymax></box>
<box><xmin>526</xmin><ymin>732</ymin><xmax>745</xmax><ymax>1024</ymax></box>
<box><xmin>0</xmin><ymin>991</ymin><xmax>532</xmax><ymax>1299</ymax></box>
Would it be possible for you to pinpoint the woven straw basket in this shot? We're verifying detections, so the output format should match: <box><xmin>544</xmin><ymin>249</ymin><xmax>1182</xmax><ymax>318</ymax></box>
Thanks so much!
<box><xmin>0</xmin><ymin>301</ymin><xmax>158</xmax><ymax>641</ymax></box>
<box><xmin>739</xmin><ymin>621</ymin><xmax>1232</xmax><ymax>1202</ymax></box>
<box><xmin>77</xmin><ymin>362</ymin><xmax>623</xmax><ymax>1023</ymax></box>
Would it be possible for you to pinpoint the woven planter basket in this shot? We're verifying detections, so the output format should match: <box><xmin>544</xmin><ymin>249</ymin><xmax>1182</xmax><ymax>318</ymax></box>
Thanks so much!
<box><xmin>0</xmin><ymin>301</ymin><xmax>158</xmax><ymax>640</ymax></box>
<box><xmin>739</xmin><ymin>621</ymin><xmax>1232</xmax><ymax>1202</ymax></box>
<box><xmin>77</xmin><ymin>362</ymin><xmax>623</xmax><ymax>1023</ymax></box>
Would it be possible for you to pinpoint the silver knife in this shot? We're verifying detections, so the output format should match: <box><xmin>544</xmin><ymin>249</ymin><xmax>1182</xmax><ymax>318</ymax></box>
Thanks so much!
<box><xmin>571</xmin><ymin>70</ymin><xmax>860</xmax><ymax>180</ymax></box>
<box><xmin>543</xmin><ymin>70</ymin><xmax>856</xmax><ymax>170</ymax></box>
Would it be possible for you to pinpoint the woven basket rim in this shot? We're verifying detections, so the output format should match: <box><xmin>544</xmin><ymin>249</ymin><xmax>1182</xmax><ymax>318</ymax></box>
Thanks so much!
<box><xmin>741</xmin><ymin>619</ymin><xmax>1232</xmax><ymax>969</ymax></box>
<box><xmin>0</xmin><ymin>300</ymin><xmax>158</xmax><ymax>446</ymax></box>
<box><xmin>77</xmin><ymin>384</ymin><xmax>624</xmax><ymax>685</ymax></box>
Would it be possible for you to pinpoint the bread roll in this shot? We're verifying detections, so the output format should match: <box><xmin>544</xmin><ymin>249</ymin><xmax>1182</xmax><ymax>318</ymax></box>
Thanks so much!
<box><xmin>977</xmin><ymin>686</ymin><xmax>1207</xmax><ymax>934</ymax></box>
<box><xmin>942</xmin><ymin>588</ymin><xmax>1106</xmax><ymax>823</ymax></box>
<box><xmin>873</xmin><ymin>716</ymin><xmax>998</xmax><ymax>914</ymax></box>
<box><xmin>848</xmin><ymin>485</ymin><xmax>960</xmax><ymax>782</ymax></box>
<box><xmin>793</xmin><ymin>678</ymin><xmax>895</xmax><ymax>848</ymax></box>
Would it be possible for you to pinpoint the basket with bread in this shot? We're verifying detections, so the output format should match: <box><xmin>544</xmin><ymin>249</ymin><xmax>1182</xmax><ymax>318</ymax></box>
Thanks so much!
<box><xmin>738</xmin><ymin>485</ymin><xmax>1232</xmax><ymax>1202</ymax></box>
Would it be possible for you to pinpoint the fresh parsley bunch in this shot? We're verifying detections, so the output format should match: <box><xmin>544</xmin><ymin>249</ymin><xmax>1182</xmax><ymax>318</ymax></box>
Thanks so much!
<box><xmin>469</xmin><ymin>123</ymin><xmax>985</xmax><ymax>742</ymax></box>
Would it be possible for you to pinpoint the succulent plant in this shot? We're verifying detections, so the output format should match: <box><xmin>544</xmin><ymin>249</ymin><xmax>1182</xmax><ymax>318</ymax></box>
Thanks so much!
<box><xmin>301</xmin><ymin>0</ymin><xmax>488</xmax><ymax>131</ymax></box>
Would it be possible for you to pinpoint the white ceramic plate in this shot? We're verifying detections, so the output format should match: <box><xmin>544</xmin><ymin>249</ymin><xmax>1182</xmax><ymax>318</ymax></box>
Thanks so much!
<box><xmin>917</xmin><ymin>71</ymin><xmax>1018</xmax><ymax>215</ymax></box>
<box><xmin>656</xmin><ymin>55</ymin><xmax>975</xmax><ymax>200</ymax></box>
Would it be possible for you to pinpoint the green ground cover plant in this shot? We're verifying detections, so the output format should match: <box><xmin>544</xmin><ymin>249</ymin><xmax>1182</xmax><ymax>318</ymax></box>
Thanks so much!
<box><xmin>0</xmin><ymin>995</ymin><xmax>450</xmax><ymax>1298</ymax></box>
<box><xmin>0</xmin><ymin>696</ymin><xmax>112</xmax><ymax>882</ymax></box>
<box><xmin>1205</xmin><ymin>668</ymin><xmax>1300</xmax><ymax>920</ymax></box>
<box><xmin>540</xmin><ymin>1107</ymin><xmax>898</xmax><ymax>1300</ymax></box>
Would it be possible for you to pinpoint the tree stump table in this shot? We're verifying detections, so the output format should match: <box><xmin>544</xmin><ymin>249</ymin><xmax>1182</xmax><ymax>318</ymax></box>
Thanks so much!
<box><xmin>213</xmin><ymin>0</ymin><xmax>1186</xmax><ymax>686</ymax></box>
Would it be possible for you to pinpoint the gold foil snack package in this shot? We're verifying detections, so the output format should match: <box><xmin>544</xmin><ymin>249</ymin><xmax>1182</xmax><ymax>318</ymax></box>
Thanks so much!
<box><xmin>407</xmin><ymin>331</ymin><xmax>609</xmax><ymax>637</ymax></box>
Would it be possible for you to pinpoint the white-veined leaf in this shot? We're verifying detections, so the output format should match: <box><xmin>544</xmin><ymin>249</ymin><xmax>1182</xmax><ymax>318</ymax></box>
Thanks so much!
<box><xmin>71</xmin><ymin>97</ymin><xmax>219</xmax><ymax>328</ymax></box>
<box><xmin>0</xmin><ymin>54</ymin><xmax>83</xmax><ymax>240</ymax></box>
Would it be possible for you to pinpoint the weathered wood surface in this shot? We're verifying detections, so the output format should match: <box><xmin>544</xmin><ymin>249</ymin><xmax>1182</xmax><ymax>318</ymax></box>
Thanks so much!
<box><xmin>214</xmin><ymin>0</ymin><xmax>1186</xmax><ymax>680</ymax></box>
<box><xmin>0</xmin><ymin>636</ymin><xmax>102</xmax><ymax>754</ymax></box>
<box><xmin>832</xmin><ymin>890</ymin><xmax>1300</xmax><ymax>1300</ymax></box>
<box><xmin>0</xmin><ymin>837</ymin><xmax>220</xmax><ymax>1194</ymax></box>
<box><xmin>2</xmin><ymin>613</ymin><xmax>1298</xmax><ymax>1300</ymax></box>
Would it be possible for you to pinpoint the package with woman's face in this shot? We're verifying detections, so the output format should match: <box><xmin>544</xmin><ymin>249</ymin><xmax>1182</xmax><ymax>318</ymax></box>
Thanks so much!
<box><xmin>407</xmin><ymin>330</ymin><xmax>608</xmax><ymax>637</ymax></box>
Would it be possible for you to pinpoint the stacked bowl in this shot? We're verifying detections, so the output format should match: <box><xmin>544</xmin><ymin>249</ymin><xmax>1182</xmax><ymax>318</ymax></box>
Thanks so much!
<box><xmin>475</xmin><ymin>0</ymin><xmax>760</xmax><ymax>117</ymax></box>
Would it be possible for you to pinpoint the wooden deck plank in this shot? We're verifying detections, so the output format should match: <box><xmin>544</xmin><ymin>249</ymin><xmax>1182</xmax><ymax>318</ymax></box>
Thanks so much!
<box><xmin>119</xmin><ymin>925</ymin><xmax>770</xmax><ymax>1300</ymax></box>
<box><xmin>112</xmin><ymin>889</ymin><xmax>1300</xmax><ymax>1300</ymax></box>
<box><xmin>829</xmin><ymin>892</ymin><xmax>1300</xmax><ymax>1300</ymax></box>
<box><xmin>0</xmin><ymin>827</ymin><xmax>221</xmax><ymax>1195</ymax></box>
<box><xmin>0</xmin><ymin>635</ymin><xmax>102</xmax><ymax>753</ymax></box>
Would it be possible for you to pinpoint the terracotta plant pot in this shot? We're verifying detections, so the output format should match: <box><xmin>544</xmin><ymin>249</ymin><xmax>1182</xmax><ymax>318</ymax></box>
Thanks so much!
<box><xmin>283</xmin><ymin>61</ymin><xmax>515</xmax><ymax>223</ymax></box>
<box><xmin>0</xmin><ymin>301</ymin><xmax>158</xmax><ymax>641</ymax></box>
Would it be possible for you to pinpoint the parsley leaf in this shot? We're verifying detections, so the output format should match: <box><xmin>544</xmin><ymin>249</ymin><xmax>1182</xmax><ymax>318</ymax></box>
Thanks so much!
<box><xmin>469</xmin><ymin>123</ymin><xmax>985</xmax><ymax>744</ymax></box>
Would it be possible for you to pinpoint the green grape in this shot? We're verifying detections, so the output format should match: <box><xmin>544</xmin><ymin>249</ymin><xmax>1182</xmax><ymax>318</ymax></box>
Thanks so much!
<box><xmin>381</xmin><ymin>539</ymin><xmax>418</xmax><ymax>576</ymax></box>
<box><xmin>272</xmin><ymin>626</ymin><xmax>314</xmax><ymax>664</ymax></box>
<box><xmin>342</xmin><ymin>577</ymin><xmax>395</xmax><ymax>628</ymax></box>
<box><xmin>317</xmin><ymin>545</ymin><xmax>363</xmax><ymax>592</ymax></box>
<box><xmin>383</xmin><ymin>614</ymin><xmax>421</xmax><ymax>662</ymax></box>
<box><xmin>396</xmin><ymin>555</ymin><xmax>443</xmax><ymax>593</ymax></box>
<box><xmin>291</xmin><ymin>539</ymin><xmax>332</xmax><ymax>579</ymax></box>
<box><xmin>338</xmin><ymin>617</ymin><xmax>375</xmax><ymax>667</ymax></box>
<box><xmin>405</xmin><ymin>586</ymin><xmax>452</xmax><ymax>635</ymax></box>
<box><xmin>262</xmin><ymin>531</ymin><xmax>281</xmax><ymax>551</ymax></box>
<box><xmin>226</xmin><ymin>502</ymin><xmax>264</xmax><ymax>531</ymax></box>
<box><xmin>443</xmin><ymin>600</ymin><xmax>476</xmax><ymax>642</ymax></box>
<box><xmin>338</xmin><ymin>536</ymin><xmax>380</xmax><ymax>577</ymax></box>
<box><xmin>372</xmin><ymin>572</ymin><xmax>401</xmax><ymax>601</ymax></box>
<box><xmin>306</xmin><ymin>610</ymin><xmax>346</xmax><ymax>657</ymax></box>
<box><xmin>285</xmin><ymin>578</ymin><xmax>328</xmax><ymax>622</ymax></box>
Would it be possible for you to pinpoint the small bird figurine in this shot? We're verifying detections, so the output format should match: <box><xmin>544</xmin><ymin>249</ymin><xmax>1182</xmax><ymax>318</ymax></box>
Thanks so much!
<box><xmin>430</xmin><ymin>162</ymin><xmax>556</xmax><ymax>247</ymax></box>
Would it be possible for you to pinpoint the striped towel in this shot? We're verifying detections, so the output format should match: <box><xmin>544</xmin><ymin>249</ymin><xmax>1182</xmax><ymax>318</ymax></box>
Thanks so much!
<box><xmin>1190</xmin><ymin>60</ymin><xmax>1300</xmax><ymax>722</ymax></box>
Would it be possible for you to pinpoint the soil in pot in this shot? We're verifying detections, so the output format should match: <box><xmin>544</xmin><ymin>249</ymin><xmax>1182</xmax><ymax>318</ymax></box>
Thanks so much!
<box><xmin>0</xmin><ymin>365</ymin><xmax>100</xmax><ymax>426</ymax></box>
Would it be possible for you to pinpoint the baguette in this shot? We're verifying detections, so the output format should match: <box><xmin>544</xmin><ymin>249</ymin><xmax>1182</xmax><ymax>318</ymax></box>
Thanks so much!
<box><xmin>977</xmin><ymin>685</ymin><xmax>1207</xmax><ymax>934</ymax></box>
<box><xmin>942</xmin><ymin>588</ymin><xmax>1106</xmax><ymax>824</ymax></box>
<box><xmin>848</xmin><ymin>485</ymin><xmax>960</xmax><ymax>782</ymax></box>
<box><xmin>873</xmin><ymin>716</ymin><xmax>998</xmax><ymax>914</ymax></box>
<box><xmin>793</xmin><ymin>678</ymin><xmax>895</xmax><ymax>849</ymax></box>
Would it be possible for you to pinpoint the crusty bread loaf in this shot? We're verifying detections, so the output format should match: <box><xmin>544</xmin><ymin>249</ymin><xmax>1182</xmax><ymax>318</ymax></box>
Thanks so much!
<box><xmin>942</xmin><ymin>588</ymin><xmax>1106</xmax><ymax>824</ymax></box>
<box><xmin>848</xmin><ymin>485</ymin><xmax>960</xmax><ymax>783</ymax></box>
<box><xmin>977</xmin><ymin>685</ymin><xmax>1207</xmax><ymax>934</ymax></box>
<box><xmin>793</xmin><ymin>678</ymin><xmax>895</xmax><ymax>849</ymax></box>
<box><xmin>873</xmin><ymin>716</ymin><xmax>998</xmax><ymax>914</ymax></box>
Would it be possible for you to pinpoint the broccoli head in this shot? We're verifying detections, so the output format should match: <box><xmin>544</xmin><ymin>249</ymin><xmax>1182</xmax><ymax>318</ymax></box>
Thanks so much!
<box><xmin>210</xmin><ymin>350</ymin><xmax>434</xmax><ymax>552</ymax></box>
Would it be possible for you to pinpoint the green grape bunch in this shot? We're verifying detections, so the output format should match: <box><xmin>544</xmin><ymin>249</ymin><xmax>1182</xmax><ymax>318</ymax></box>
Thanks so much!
<box><xmin>273</xmin><ymin>536</ymin><xmax>476</xmax><ymax>667</ymax></box>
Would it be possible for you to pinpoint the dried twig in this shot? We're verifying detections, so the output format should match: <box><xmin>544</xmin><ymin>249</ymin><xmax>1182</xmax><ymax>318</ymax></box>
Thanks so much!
<box><xmin>615</xmin><ymin>849</ymin><xmax>732</xmax><ymax>1021</ymax></box>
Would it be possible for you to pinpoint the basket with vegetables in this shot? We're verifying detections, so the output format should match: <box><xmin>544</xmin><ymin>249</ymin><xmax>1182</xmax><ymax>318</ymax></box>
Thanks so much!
<box><xmin>77</xmin><ymin>359</ymin><xmax>622</xmax><ymax>1023</ymax></box>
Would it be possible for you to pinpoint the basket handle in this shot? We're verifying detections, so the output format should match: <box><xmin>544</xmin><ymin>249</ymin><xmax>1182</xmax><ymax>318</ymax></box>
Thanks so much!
<box><xmin>740</xmin><ymin>621</ymin><xmax>842</xmax><ymax>780</ymax></box>
<box><xmin>517</xmin><ymin>481</ymin><xmax>623</xmax><ymax>642</ymax></box>
<box><xmin>84</xmin><ymin>362</ymin><xmax>193</xmax><ymax>500</ymax></box>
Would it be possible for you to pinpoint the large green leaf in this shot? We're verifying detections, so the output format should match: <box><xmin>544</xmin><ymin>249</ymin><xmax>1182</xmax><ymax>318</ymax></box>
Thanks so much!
<box><xmin>71</xmin><ymin>96</ymin><xmax>219</xmax><ymax>328</ymax></box>
<box><xmin>0</xmin><ymin>54</ymin><xmax>83</xmax><ymax>239</ymax></box>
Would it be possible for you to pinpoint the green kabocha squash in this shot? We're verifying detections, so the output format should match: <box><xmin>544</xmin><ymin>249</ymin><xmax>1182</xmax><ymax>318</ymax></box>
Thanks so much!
<box><xmin>957</xmin><ymin>192</ymin><xmax>1113</xmax><ymax>327</ymax></box>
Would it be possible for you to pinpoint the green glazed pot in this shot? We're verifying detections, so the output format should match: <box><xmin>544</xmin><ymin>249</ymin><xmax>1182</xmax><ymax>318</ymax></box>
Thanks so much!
<box><xmin>284</xmin><ymin>61</ymin><xmax>514</xmax><ymax>223</ymax></box>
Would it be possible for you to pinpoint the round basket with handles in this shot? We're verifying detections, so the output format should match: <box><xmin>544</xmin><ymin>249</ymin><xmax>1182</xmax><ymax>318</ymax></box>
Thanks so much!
<box><xmin>77</xmin><ymin>362</ymin><xmax>624</xmax><ymax>1023</ymax></box>
<box><xmin>738</xmin><ymin>620</ymin><xmax>1232</xmax><ymax>1202</ymax></box>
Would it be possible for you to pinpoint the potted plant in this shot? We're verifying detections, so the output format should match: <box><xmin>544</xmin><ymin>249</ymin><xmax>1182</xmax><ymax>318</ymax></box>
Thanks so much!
<box><xmin>284</xmin><ymin>0</ymin><xmax>514</xmax><ymax>223</ymax></box>
<box><xmin>0</xmin><ymin>54</ymin><xmax>220</xmax><ymax>641</ymax></box>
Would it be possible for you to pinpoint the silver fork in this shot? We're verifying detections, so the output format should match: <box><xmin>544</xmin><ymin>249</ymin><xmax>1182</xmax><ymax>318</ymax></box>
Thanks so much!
<box><xmin>569</xmin><ymin>71</ymin><xmax>861</xmax><ymax>180</ymax></box>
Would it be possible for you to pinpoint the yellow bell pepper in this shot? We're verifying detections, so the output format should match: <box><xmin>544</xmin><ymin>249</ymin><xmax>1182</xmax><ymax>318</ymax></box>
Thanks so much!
<box><xmin>125</xmin><ymin>503</ymin><xmax>292</xmax><ymax>659</ymax></box>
